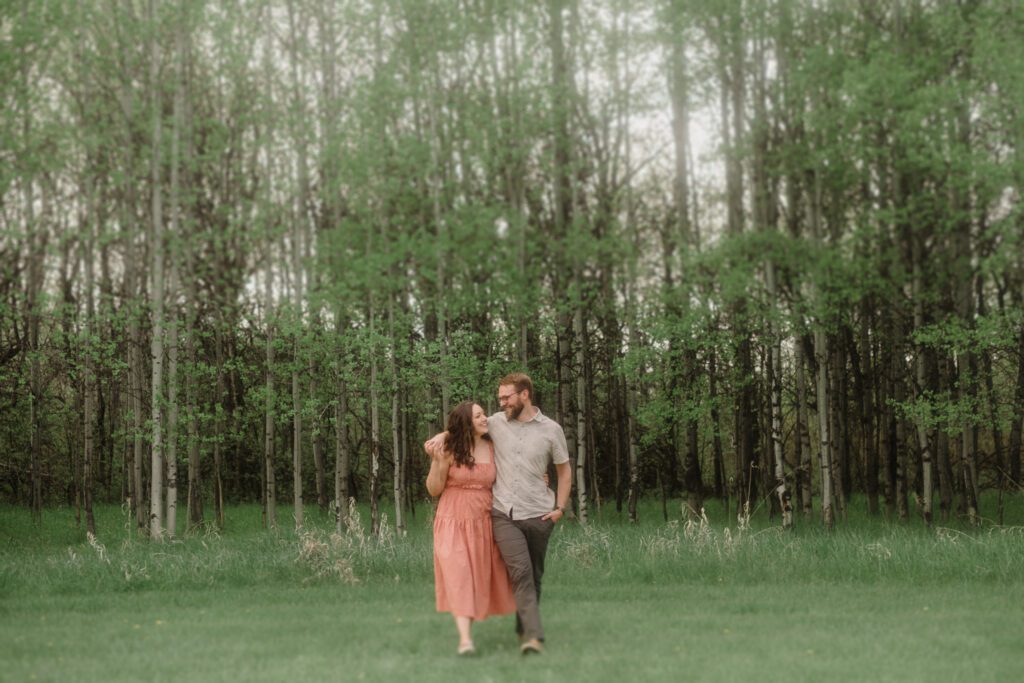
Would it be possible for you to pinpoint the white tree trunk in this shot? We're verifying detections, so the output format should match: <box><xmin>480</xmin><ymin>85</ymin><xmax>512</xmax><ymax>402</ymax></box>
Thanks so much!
<box><xmin>260</xmin><ymin>2</ymin><xmax>277</xmax><ymax>532</ymax></box>
<box><xmin>148</xmin><ymin>0</ymin><xmax>165</xmax><ymax>541</ymax></box>
<box><xmin>164</xmin><ymin>5</ymin><xmax>187</xmax><ymax>539</ymax></box>
<box><xmin>912</xmin><ymin>233</ymin><xmax>933</xmax><ymax>526</ymax></box>
<box><xmin>82</xmin><ymin>175</ymin><xmax>97</xmax><ymax>537</ymax></box>
<box><xmin>165</xmin><ymin>268</ymin><xmax>179</xmax><ymax>539</ymax></box>
<box><xmin>766</xmin><ymin>260</ymin><xmax>791</xmax><ymax>529</ymax></box>
<box><xmin>574</xmin><ymin>307</ymin><xmax>588</xmax><ymax>524</ymax></box>
<box><xmin>286</xmin><ymin>0</ymin><xmax>308</xmax><ymax>532</ymax></box>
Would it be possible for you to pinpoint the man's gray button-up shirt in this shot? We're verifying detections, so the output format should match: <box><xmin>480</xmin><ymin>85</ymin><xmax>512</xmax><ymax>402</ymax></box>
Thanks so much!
<box><xmin>488</xmin><ymin>408</ymin><xmax>570</xmax><ymax>520</ymax></box>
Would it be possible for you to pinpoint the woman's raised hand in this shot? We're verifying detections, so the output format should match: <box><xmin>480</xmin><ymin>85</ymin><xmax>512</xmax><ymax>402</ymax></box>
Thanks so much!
<box><xmin>424</xmin><ymin>432</ymin><xmax>448</xmax><ymax>460</ymax></box>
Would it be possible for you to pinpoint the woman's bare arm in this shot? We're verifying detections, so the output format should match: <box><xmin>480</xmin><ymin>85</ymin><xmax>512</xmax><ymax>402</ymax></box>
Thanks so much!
<box><xmin>425</xmin><ymin>448</ymin><xmax>452</xmax><ymax>497</ymax></box>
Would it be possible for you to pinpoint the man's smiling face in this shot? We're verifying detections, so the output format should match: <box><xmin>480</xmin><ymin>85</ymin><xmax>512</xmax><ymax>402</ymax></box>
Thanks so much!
<box><xmin>498</xmin><ymin>384</ymin><xmax>526</xmax><ymax>420</ymax></box>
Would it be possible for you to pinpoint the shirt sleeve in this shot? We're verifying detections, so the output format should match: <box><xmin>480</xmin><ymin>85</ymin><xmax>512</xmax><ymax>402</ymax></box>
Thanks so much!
<box><xmin>550</xmin><ymin>422</ymin><xmax>570</xmax><ymax>465</ymax></box>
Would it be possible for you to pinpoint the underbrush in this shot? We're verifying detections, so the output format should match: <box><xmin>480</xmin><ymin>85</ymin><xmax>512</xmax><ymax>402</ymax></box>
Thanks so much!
<box><xmin>2</xmin><ymin>495</ymin><xmax>1023</xmax><ymax>597</ymax></box>
<box><xmin>547</xmin><ymin>507</ymin><xmax>1024</xmax><ymax>586</ymax></box>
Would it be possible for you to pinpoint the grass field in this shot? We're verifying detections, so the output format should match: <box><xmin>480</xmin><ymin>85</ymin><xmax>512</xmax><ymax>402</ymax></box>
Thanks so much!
<box><xmin>2</xmin><ymin>497</ymin><xmax>1023</xmax><ymax>682</ymax></box>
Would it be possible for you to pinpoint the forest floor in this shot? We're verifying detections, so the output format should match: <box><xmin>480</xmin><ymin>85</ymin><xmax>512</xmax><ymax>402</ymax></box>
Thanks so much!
<box><xmin>2</xmin><ymin>497</ymin><xmax>1023</xmax><ymax>682</ymax></box>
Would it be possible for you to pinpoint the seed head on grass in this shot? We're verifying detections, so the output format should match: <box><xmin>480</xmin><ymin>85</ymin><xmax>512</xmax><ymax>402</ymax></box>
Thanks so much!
<box><xmin>87</xmin><ymin>532</ymin><xmax>109</xmax><ymax>564</ymax></box>
<box><xmin>639</xmin><ymin>522</ymin><xmax>680</xmax><ymax>559</ymax></box>
<box><xmin>736</xmin><ymin>502</ymin><xmax>751</xmax><ymax>532</ymax></box>
<box><xmin>376</xmin><ymin>513</ymin><xmax>396</xmax><ymax>554</ymax></box>
<box><xmin>935</xmin><ymin>527</ymin><xmax>971</xmax><ymax>545</ymax></box>
<box><xmin>683</xmin><ymin>509</ymin><xmax>717</xmax><ymax>551</ymax></box>
<box><xmin>560</xmin><ymin>524</ymin><xmax>612</xmax><ymax>568</ymax></box>
<box><xmin>295</xmin><ymin>529</ymin><xmax>359</xmax><ymax>585</ymax></box>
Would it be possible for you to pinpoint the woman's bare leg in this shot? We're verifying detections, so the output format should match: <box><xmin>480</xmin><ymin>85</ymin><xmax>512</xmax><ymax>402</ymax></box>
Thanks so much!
<box><xmin>454</xmin><ymin>616</ymin><xmax>473</xmax><ymax>648</ymax></box>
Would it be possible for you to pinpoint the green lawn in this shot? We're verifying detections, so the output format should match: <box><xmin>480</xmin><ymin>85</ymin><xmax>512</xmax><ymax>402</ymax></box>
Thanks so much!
<box><xmin>2</xmin><ymin>499</ymin><xmax>1023</xmax><ymax>682</ymax></box>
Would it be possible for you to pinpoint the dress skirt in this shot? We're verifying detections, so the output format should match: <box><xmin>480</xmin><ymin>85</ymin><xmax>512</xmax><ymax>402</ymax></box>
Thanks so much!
<box><xmin>433</xmin><ymin>462</ymin><xmax>516</xmax><ymax>620</ymax></box>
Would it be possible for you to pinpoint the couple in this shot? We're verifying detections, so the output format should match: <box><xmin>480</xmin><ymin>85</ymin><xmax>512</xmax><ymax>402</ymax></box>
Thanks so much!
<box><xmin>424</xmin><ymin>372</ymin><xmax>571</xmax><ymax>656</ymax></box>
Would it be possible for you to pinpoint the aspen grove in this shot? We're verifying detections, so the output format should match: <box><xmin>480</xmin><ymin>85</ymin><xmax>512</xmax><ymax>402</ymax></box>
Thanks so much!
<box><xmin>2</xmin><ymin>0</ymin><xmax>1023</xmax><ymax>538</ymax></box>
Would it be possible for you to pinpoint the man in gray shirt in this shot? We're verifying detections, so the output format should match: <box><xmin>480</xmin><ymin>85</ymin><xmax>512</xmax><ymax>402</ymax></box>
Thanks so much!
<box><xmin>426</xmin><ymin>372</ymin><xmax>571</xmax><ymax>655</ymax></box>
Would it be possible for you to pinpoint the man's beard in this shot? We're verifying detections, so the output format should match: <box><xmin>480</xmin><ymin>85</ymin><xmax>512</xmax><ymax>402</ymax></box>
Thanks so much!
<box><xmin>504</xmin><ymin>402</ymin><xmax>524</xmax><ymax>420</ymax></box>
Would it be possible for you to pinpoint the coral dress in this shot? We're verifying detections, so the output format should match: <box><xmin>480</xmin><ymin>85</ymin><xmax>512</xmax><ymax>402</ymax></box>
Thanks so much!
<box><xmin>433</xmin><ymin>446</ymin><xmax>516</xmax><ymax>620</ymax></box>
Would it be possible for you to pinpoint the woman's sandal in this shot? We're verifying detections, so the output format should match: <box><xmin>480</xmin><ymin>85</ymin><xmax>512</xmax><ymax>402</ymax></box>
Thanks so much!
<box><xmin>457</xmin><ymin>641</ymin><xmax>476</xmax><ymax>656</ymax></box>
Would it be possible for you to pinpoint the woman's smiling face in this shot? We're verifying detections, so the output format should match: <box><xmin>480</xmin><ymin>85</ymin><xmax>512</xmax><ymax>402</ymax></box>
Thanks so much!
<box><xmin>472</xmin><ymin>404</ymin><xmax>489</xmax><ymax>437</ymax></box>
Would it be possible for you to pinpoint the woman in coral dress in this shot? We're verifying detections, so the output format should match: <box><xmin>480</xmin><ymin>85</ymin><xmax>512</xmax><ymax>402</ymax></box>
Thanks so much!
<box><xmin>426</xmin><ymin>401</ymin><xmax>516</xmax><ymax>655</ymax></box>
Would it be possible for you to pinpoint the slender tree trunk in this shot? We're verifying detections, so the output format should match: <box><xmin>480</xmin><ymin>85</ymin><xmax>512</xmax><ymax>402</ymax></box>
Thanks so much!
<box><xmin>815</xmin><ymin>332</ymin><xmax>834</xmax><ymax>530</ymax></box>
<box><xmin>859</xmin><ymin>302</ymin><xmax>879</xmax><ymax>515</ymax></box>
<box><xmin>259</xmin><ymin>2</ymin><xmax>276</xmax><ymax>532</ymax></box>
<box><xmin>184</xmin><ymin>256</ymin><xmax>202</xmax><ymax>528</ymax></box>
<box><xmin>264</xmin><ymin>318</ymin><xmax>277</xmax><ymax>530</ymax></box>
<box><xmin>312</xmin><ymin>367</ymin><xmax>327</xmax><ymax>514</ymax></box>
<box><xmin>25</xmin><ymin>133</ymin><xmax>43</xmax><ymax>516</ymax></box>
<box><xmin>977</xmin><ymin>282</ymin><xmax>1005</xmax><ymax>493</ymax></box>
<box><xmin>830</xmin><ymin>342</ymin><xmax>848</xmax><ymax>519</ymax></box>
<box><xmin>335</xmin><ymin>355</ymin><xmax>350</xmax><ymax>531</ymax></box>
<box><xmin>881</xmin><ymin>336</ymin><xmax>897</xmax><ymax>518</ymax></box>
<box><xmin>767</xmin><ymin>316</ymin><xmax>789</xmax><ymax>528</ymax></box>
<box><xmin>953</xmin><ymin>62</ymin><xmax>980</xmax><ymax>524</ymax></box>
<box><xmin>957</xmin><ymin>350</ymin><xmax>980</xmax><ymax>522</ymax></box>
<box><xmin>625</xmin><ymin>280</ymin><xmax>641</xmax><ymax>523</ymax></box>
<box><xmin>264</xmin><ymin>249</ymin><xmax>277</xmax><ymax>530</ymax></box>
<box><xmin>892</xmin><ymin>331</ymin><xmax>909</xmax><ymax>521</ymax></box>
<box><xmin>286</xmin><ymin>0</ymin><xmax>309</xmax><ymax>532</ymax></box>
<box><xmin>719</xmin><ymin>15</ymin><xmax>754</xmax><ymax>518</ymax></box>
<box><xmin>911</xmin><ymin>227</ymin><xmax>933</xmax><ymax>525</ymax></box>
<box><xmin>20</xmin><ymin>0</ymin><xmax>44</xmax><ymax>522</ymax></box>
<box><xmin>389</xmin><ymin>296</ymin><xmax>405</xmax><ymax>534</ymax></box>
<box><xmin>291</xmin><ymin>344</ymin><xmax>303</xmax><ymax>529</ymax></box>
<box><xmin>795</xmin><ymin>339</ymin><xmax>813</xmax><ymax>518</ymax></box>
<box><xmin>148</xmin><ymin>0</ymin><xmax>165</xmax><ymax>540</ymax></box>
<box><xmin>547</xmin><ymin>0</ymin><xmax>580</xmax><ymax>517</ymax></box>
<box><xmin>82</xmin><ymin>180</ymin><xmax>97</xmax><ymax>536</ymax></box>
<box><xmin>163</xmin><ymin>6</ymin><xmax>187</xmax><ymax>539</ymax></box>
<box><xmin>165</xmin><ymin>266</ymin><xmax>179</xmax><ymax>539</ymax></box>
<box><xmin>936</xmin><ymin>354</ymin><xmax>954</xmax><ymax>520</ymax></box>
<box><xmin>574</xmin><ymin>307</ymin><xmax>588</xmax><ymax>524</ymax></box>
<box><xmin>809</xmin><ymin>169</ymin><xmax>833</xmax><ymax>529</ymax></box>
<box><xmin>709</xmin><ymin>347</ymin><xmax>727</xmax><ymax>512</ymax></box>
<box><xmin>213</xmin><ymin>321</ymin><xmax>226</xmax><ymax>528</ymax></box>
<box><xmin>369</xmin><ymin>299</ymin><xmax>381</xmax><ymax>536</ymax></box>
<box><xmin>668</xmin><ymin>8</ymin><xmax>703</xmax><ymax>521</ymax></box>
<box><xmin>183</xmin><ymin>314</ymin><xmax>201</xmax><ymax>530</ymax></box>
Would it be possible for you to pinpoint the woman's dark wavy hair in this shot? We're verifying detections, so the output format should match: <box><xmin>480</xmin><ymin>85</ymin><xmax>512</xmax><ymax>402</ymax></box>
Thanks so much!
<box><xmin>444</xmin><ymin>401</ymin><xmax>490</xmax><ymax>469</ymax></box>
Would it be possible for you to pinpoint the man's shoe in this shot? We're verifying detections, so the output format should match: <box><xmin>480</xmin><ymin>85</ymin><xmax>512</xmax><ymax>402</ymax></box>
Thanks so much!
<box><xmin>520</xmin><ymin>638</ymin><xmax>543</xmax><ymax>655</ymax></box>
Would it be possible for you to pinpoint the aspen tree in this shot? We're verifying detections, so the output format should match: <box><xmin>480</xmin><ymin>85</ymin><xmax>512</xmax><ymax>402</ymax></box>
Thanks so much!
<box><xmin>163</xmin><ymin>0</ymin><xmax>189</xmax><ymax>539</ymax></box>
<box><xmin>148</xmin><ymin>0</ymin><xmax>166</xmax><ymax>541</ymax></box>
<box><xmin>82</xmin><ymin>175</ymin><xmax>97</xmax><ymax>537</ymax></box>
<box><xmin>19</xmin><ymin>0</ymin><xmax>45</xmax><ymax>522</ymax></box>
<box><xmin>667</xmin><ymin>0</ymin><xmax>704</xmax><ymax>520</ymax></box>
<box><xmin>389</xmin><ymin>296</ymin><xmax>404</xmax><ymax>534</ymax></box>
<box><xmin>286</xmin><ymin>0</ymin><xmax>309</xmax><ymax>530</ymax></box>
<box><xmin>911</xmin><ymin>221</ymin><xmax>933</xmax><ymax>525</ymax></box>
<box><xmin>259</xmin><ymin>2</ymin><xmax>278</xmax><ymax>531</ymax></box>
<box><xmin>809</xmin><ymin>171</ymin><xmax>834</xmax><ymax>530</ymax></box>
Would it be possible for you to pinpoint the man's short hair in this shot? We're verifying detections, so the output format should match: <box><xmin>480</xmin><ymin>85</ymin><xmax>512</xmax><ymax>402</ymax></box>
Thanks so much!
<box><xmin>499</xmin><ymin>372</ymin><xmax>533</xmax><ymax>400</ymax></box>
